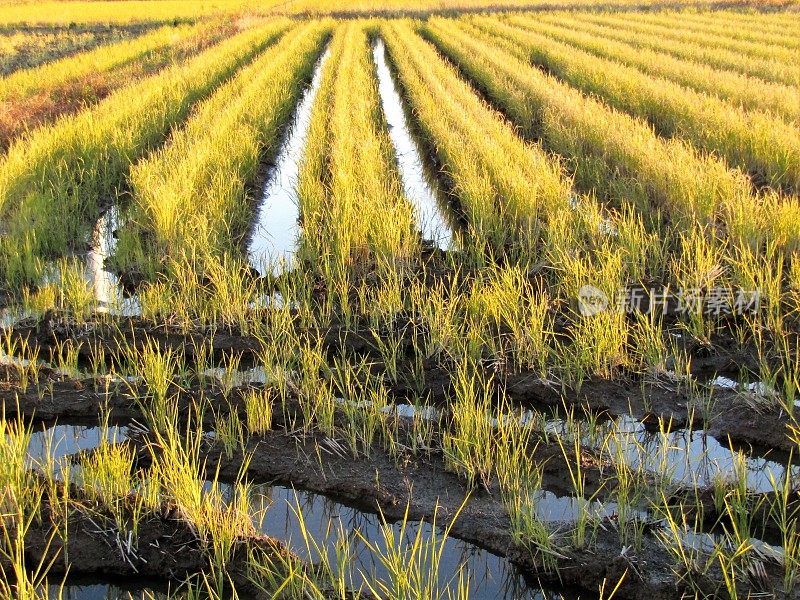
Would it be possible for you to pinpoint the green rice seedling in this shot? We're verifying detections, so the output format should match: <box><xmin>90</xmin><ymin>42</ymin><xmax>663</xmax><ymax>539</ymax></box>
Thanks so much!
<box><xmin>601</xmin><ymin>429</ymin><xmax>648</xmax><ymax>551</ymax></box>
<box><xmin>294</xmin><ymin>340</ymin><xmax>337</xmax><ymax>436</ymax></box>
<box><xmin>249</xmin><ymin>495</ymin><xmax>355</xmax><ymax>599</ymax></box>
<box><xmin>214</xmin><ymin>406</ymin><xmax>245</xmax><ymax>460</ymax></box>
<box><xmin>503</xmin><ymin>486</ymin><xmax>561</xmax><ymax>574</ymax></box>
<box><xmin>298</xmin><ymin>22</ymin><xmax>418</xmax><ymax>286</ymax></box>
<box><xmin>358</xmin><ymin>266</ymin><xmax>404</xmax><ymax>330</ymax></box>
<box><xmin>556</xmin><ymin>431</ymin><xmax>599</xmax><ymax>550</ymax></box>
<box><xmin>21</xmin><ymin>281</ymin><xmax>57</xmax><ymax>315</ymax></box>
<box><xmin>201</xmin><ymin>257</ymin><xmax>261</xmax><ymax>332</ymax></box>
<box><xmin>463</xmin><ymin>263</ymin><xmax>553</xmax><ymax>373</ymax></box>
<box><xmin>715</xmin><ymin>538</ymin><xmax>753</xmax><ymax>600</ymax></box>
<box><xmin>52</xmin><ymin>257</ymin><xmax>95</xmax><ymax>318</ymax></box>
<box><xmin>0</xmin><ymin>21</ymin><xmax>291</xmax><ymax>286</ymax></box>
<box><xmin>214</xmin><ymin>352</ymin><xmax>243</xmax><ymax>399</ymax></box>
<box><xmin>630</xmin><ymin>311</ymin><xmax>667</xmax><ymax>374</ymax></box>
<box><xmin>87</xmin><ymin>340</ymin><xmax>109</xmax><ymax>381</ymax></box>
<box><xmin>671</xmin><ymin>227</ymin><xmax>726</xmax><ymax>343</ymax></box>
<box><xmin>0</xmin><ymin>412</ymin><xmax>38</xmax><ymax>512</ymax></box>
<box><xmin>0</xmin><ymin>328</ymin><xmax>40</xmax><ymax>391</ymax></box>
<box><xmin>78</xmin><ymin>428</ymin><xmax>140</xmax><ymax>538</ymax></box>
<box><xmin>478</xmin><ymin>16</ymin><xmax>800</xmax><ymax>193</ymax></box>
<box><xmin>331</xmin><ymin>354</ymin><xmax>388</xmax><ymax>458</ymax></box>
<box><xmin>598</xmin><ymin>572</ymin><xmax>628</xmax><ymax>600</ymax></box>
<box><xmin>243</xmin><ymin>388</ymin><xmax>274</xmax><ymax>435</ymax></box>
<box><xmin>357</xmin><ymin>499</ymin><xmax>470</xmax><ymax>600</ymax></box>
<box><xmin>123</xmin><ymin>337</ymin><xmax>182</xmax><ymax>428</ymax></box>
<box><xmin>0</xmin><ymin>490</ymin><xmax>62</xmax><ymax>600</ymax></box>
<box><xmin>560</xmin><ymin>310</ymin><xmax>628</xmax><ymax>389</ymax></box>
<box><xmin>442</xmin><ymin>363</ymin><xmax>497</xmax><ymax>489</ymax></box>
<box><xmin>149</xmin><ymin>413</ymin><xmax>255</xmax><ymax>571</ymax></box>
<box><xmin>767</xmin><ymin>461</ymin><xmax>800</xmax><ymax>591</ymax></box>
<box><xmin>654</xmin><ymin>497</ymin><xmax>713</xmax><ymax>590</ymax></box>
<box><xmin>371</xmin><ymin>327</ymin><xmax>405</xmax><ymax>385</ymax></box>
<box><xmin>50</xmin><ymin>338</ymin><xmax>81</xmax><ymax>379</ymax></box>
<box><xmin>716</xmin><ymin>449</ymin><xmax>763</xmax><ymax>551</ymax></box>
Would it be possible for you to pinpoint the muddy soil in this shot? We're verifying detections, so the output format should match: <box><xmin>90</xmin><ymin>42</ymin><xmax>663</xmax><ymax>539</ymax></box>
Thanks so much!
<box><xmin>3</xmin><ymin>314</ymin><xmax>794</xmax><ymax>453</ymax></box>
<box><xmin>173</xmin><ymin>431</ymin><xmax>792</xmax><ymax>600</ymax></box>
<box><xmin>8</xmin><ymin>362</ymin><xmax>796</xmax><ymax>599</ymax></box>
<box><xmin>6</xmin><ymin>482</ymin><xmax>304</xmax><ymax>598</ymax></box>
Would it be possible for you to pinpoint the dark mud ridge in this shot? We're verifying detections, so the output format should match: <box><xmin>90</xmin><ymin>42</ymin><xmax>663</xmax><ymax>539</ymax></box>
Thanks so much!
<box><xmin>2</xmin><ymin>317</ymin><xmax>795</xmax><ymax>454</ymax></box>
<box><xmin>8</xmin><ymin>369</ymin><xmax>798</xmax><ymax>599</ymax></box>
<box><xmin>142</xmin><ymin>430</ymin><xmax>793</xmax><ymax>600</ymax></box>
<box><xmin>8</xmin><ymin>482</ymin><xmax>324</xmax><ymax>599</ymax></box>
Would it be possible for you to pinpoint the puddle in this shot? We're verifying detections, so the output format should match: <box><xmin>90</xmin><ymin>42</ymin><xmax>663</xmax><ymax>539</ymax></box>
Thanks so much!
<box><xmin>247</xmin><ymin>47</ymin><xmax>331</xmax><ymax>277</ymax></box>
<box><xmin>595</xmin><ymin>415</ymin><xmax>798</xmax><ymax>494</ymax></box>
<box><xmin>37</xmin><ymin>207</ymin><xmax>141</xmax><ymax>317</ymax></box>
<box><xmin>673</xmin><ymin>527</ymin><xmax>784</xmax><ymax>562</ymax></box>
<box><xmin>0</xmin><ymin>307</ymin><xmax>32</xmax><ymax>328</ymax></box>
<box><xmin>26</xmin><ymin>424</ymin><xmax>129</xmax><ymax>476</ymax></box>
<box><xmin>200</xmin><ymin>365</ymin><xmax>269</xmax><ymax>386</ymax></box>
<box><xmin>329</xmin><ymin>396</ymin><xmax>795</xmax><ymax>496</ymax></box>
<box><xmin>85</xmin><ymin>206</ymin><xmax>140</xmax><ymax>317</ymax></box>
<box><xmin>710</xmin><ymin>375</ymin><xmax>778</xmax><ymax>399</ymax></box>
<box><xmin>49</xmin><ymin>582</ymin><xmax>170</xmax><ymax>600</ymax></box>
<box><xmin>254</xmin><ymin>484</ymin><xmax>576</xmax><ymax>600</ymax></box>
<box><xmin>373</xmin><ymin>38</ymin><xmax>454</xmax><ymax>250</ymax></box>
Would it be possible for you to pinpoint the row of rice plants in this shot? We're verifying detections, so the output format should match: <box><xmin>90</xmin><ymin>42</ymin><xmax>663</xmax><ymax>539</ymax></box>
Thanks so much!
<box><xmin>0</xmin><ymin>23</ymin><xmax>199</xmax><ymax>102</ymax></box>
<box><xmin>0</xmin><ymin>20</ymin><xmax>291</xmax><ymax>285</ymax></box>
<box><xmin>503</xmin><ymin>14</ymin><xmax>799</xmax><ymax>123</ymax></box>
<box><xmin>672</xmin><ymin>9</ymin><xmax>800</xmax><ymax>40</ymax></box>
<box><xmin>611</xmin><ymin>9</ymin><xmax>800</xmax><ymax>53</ymax></box>
<box><xmin>421</xmin><ymin>18</ymin><xmax>800</xmax><ymax>255</ymax></box>
<box><xmin>567</xmin><ymin>12</ymin><xmax>798</xmax><ymax>85</ymax></box>
<box><xmin>117</xmin><ymin>21</ymin><xmax>332</xmax><ymax>276</ymax></box>
<box><xmin>475</xmin><ymin>16</ymin><xmax>800</xmax><ymax>194</ymax></box>
<box><xmin>0</xmin><ymin>0</ymin><xmax>249</xmax><ymax>25</ymax></box>
<box><xmin>380</xmin><ymin>22</ymin><xmax>671</xmax><ymax>384</ymax></box>
<box><xmin>0</xmin><ymin>21</ymin><xmax>242</xmax><ymax>150</ymax></box>
<box><xmin>0</xmin><ymin>25</ymin><xmax>136</xmax><ymax>76</ymax></box>
<box><xmin>297</xmin><ymin>22</ymin><xmax>418</xmax><ymax>285</ymax></box>
<box><xmin>380</xmin><ymin>20</ymin><xmax>572</xmax><ymax>259</ymax></box>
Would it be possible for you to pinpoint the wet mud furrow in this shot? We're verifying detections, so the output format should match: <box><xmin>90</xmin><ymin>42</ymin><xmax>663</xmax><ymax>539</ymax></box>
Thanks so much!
<box><xmin>130</xmin><ymin>431</ymin><xmax>791</xmax><ymax>600</ymax></box>
<box><xmin>12</xmin><ymin>363</ymin><xmax>798</xmax><ymax>546</ymax></box>
<box><xmin>3</xmin><ymin>315</ymin><xmax>793</xmax><ymax>452</ymax></box>
<box><xmin>246</xmin><ymin>43</ymin><xmax>332</xmax><ymax>276</ymax></box>
<box><xmin>9</xmin><ymin>484</ymin><xmax>300</xmax><ymax>597</ymax></box>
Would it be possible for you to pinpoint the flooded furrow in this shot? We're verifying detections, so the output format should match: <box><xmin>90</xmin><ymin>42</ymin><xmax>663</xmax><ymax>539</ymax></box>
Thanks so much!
<box><xmin>51</xmin><ymin>580</ymin><xmax>170</xmax><ymax>600</ymax></box>
<box><xmin>247</xmin><ymin>47</ymin><xmax>332</xmax><ymax>277</ymax></box>
<box><xmin>26</xmin><ymin>423</ymin><xmax>130</xmax><ymax>479</ymax></box>
<box><xmin>373</xmin><ymin>38</ymin><xmax>454</xmax><ymax>250</ymax></box>
<box><xmin>85</xmin><ymin>206</ymin><xmax>140</xmax><ymax>316</ymax></box>
<box><xmin>253</xmin><ymin>484</ymin><xmax>578</xmax><ymax>600</ymax></box>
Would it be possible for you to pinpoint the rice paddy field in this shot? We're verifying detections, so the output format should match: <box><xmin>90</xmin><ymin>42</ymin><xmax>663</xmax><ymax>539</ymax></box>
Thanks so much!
<box><xmin>1</xmin><ymin>0</ymin><xmax>799</xmax><ymax>598</ymax></box>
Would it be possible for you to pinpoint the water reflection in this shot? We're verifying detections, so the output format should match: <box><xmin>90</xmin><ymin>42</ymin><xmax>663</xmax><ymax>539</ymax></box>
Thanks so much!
<box><xmin>248</xmin><ymin>47</ymin><xmax>332</xmax><ymax>276</ymax></box>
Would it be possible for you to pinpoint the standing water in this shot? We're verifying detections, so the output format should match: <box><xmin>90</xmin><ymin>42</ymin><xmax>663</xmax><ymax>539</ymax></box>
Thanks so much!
<box><xmin>373</xmin><ymin>38</ymin><xmax>454</xmax><ymax>249</ymax></box>
<box><xmin>86</xmin><ymin>206</ymin><xmax>140</xmax><ymax>316</ymax></box>
<box><xmin>248</xmin><ymin>47</ymin><xmax>332</xmax><ymax>277</ymax></box>
<box><xmin>254</xmin><ymin>485</ymin><xmax>578</xmax><ymax>600</ymax></box>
